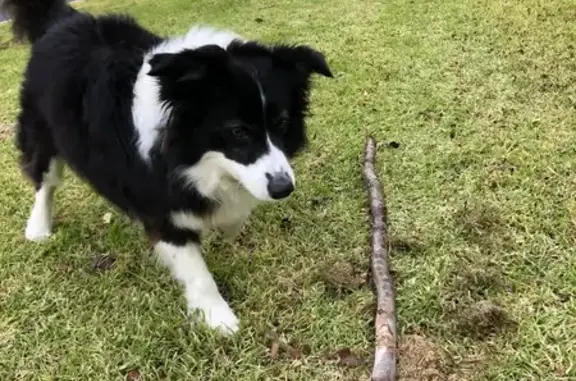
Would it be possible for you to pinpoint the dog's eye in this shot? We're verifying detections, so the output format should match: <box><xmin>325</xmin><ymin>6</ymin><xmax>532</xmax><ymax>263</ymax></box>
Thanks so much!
<box><xmin>231</xmin><ymin>126</ymin><xmax>249</xmax><ymax>140</ymax></box>
<box><xmin>276</xmin><ymin>113</ymin><xmax>290</xmax><ymax>134</ymax></box>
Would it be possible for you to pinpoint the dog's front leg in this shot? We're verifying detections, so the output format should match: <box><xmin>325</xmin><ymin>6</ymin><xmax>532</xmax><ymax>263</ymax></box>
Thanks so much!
<box><xmin>154</xmin><ymin>240</ymin><xmax>239</xmax><ymax>335</ymax></box>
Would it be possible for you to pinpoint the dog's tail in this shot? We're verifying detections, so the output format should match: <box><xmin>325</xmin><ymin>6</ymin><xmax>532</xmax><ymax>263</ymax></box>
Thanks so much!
<box><xmin>1</xmin><ymin>0</ymin><xmax>78</xmax><ymax>43</ymax></box>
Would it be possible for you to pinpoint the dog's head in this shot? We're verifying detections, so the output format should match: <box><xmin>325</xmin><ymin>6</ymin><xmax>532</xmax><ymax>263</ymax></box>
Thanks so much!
<box><xmin>149</xmin><ymin>42</ymin><xmax>332</xmax><ymax>201</ymax></box>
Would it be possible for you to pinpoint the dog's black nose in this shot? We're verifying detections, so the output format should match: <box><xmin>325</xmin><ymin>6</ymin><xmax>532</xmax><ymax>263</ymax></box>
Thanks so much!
<box><xmin>266</xmin><ymin>172</ymin><xmax>294</xmax><ymax>200</ymax></box>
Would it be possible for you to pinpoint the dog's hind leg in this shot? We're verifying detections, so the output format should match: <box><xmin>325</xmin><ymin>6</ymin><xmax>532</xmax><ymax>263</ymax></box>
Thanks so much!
<box><xmin>24</xmin><ymin>157</ymin><xmax>63</xmax><ymax>241</ymax></box>
<box><xmin>16</xmin><ymin>103</ymin><xmax>63</xmax><ymax>242</ymax></box>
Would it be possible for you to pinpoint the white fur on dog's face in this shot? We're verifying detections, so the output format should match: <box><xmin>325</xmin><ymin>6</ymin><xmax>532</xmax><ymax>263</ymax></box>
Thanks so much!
<box><xmin>182</xmin><ymin>136</ymin><xmax>295</xmax><ymax>201</ymax></box>
<box><xmin>227</xmin><ymin>137</ymin><xmax>295</xmax><ymax>200</ymax></box>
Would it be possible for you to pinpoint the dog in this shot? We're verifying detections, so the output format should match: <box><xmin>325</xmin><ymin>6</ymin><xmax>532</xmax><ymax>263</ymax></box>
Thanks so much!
<box><xmin>2</xmin><ymin>0</ymin><xmax>332</xmax><ymax>334</ymax></box>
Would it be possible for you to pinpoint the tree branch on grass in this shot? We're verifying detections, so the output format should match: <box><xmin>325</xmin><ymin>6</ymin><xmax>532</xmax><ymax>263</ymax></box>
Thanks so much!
<box><xmin>363</xmin><ymin>136</ymin><xmax>397</xmax><ymax>381</ymax></box>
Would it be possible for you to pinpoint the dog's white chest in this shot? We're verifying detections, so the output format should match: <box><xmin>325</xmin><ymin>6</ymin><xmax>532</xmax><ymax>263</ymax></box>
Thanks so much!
<box><xmin>208</xmin><ymin>186</ymin><xmax>259</xmax><ymax>228</ymax></box>
<box><xmin>171</xmin><ymin>181</ymin><xmax>259</xmax><ymax>233</ymax></box>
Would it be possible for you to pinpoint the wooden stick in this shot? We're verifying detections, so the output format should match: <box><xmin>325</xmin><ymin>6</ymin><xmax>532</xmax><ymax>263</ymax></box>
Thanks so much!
<box><xmin>363</xmin><ymin>136</ymin><xmax>397</xmax><ymax>381</ymax></box>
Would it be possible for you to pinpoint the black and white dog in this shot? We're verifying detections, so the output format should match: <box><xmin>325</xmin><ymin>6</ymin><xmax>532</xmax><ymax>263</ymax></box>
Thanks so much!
<box><xmin>3</xmin><ymin>0</ymin><xmax>332</xmax><ymax>334</ymax></box>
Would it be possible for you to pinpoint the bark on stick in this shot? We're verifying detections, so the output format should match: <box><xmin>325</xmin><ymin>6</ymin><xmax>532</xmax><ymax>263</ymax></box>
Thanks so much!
<box><xmin>363</xmin><ymin>136</ymin><xmax>397</xmax><ymax>381</ymax></box>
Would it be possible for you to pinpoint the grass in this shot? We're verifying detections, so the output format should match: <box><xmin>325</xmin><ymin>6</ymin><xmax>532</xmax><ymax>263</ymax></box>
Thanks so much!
<box><xmin>1</xmin><ymin>0</ymin><xmax>576</xmax><ymax>379</ymax></box>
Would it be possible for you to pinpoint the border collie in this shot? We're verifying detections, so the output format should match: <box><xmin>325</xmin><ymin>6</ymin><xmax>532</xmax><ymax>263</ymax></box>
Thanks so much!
<box><xmin>2</xmin><ymin>0</ymin><xmax>332</xmax><ymax>334</ymax></box>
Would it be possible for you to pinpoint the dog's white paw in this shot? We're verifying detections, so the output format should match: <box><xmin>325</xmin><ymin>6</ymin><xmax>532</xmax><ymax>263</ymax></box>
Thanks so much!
<box><xmin>190</xmin><ymin>298</ymin><xmax>240</xmax><ymax>335</ymax></box>
<box><xmin>25</xmin><ymin>218</ymin><xmax>52</xmax><ymax>242</ymax></box>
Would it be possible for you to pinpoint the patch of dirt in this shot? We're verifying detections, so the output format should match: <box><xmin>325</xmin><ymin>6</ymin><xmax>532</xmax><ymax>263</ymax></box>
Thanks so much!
<box><xmin>0</xmin><ymin>124</ymin><xmax>12</xmax><ymax>141</ymax></box>
<box><xmin>443</xmin><ymin>264</ymin><xmax>509</xmax><ymax>311</ymax></box>
<box><xmin>454</xmin><ymin>201</ymin><xmax>503</xmax><ymax>246</ymax></box>
<box><xmin>455</xmin><ymin>300</ymin><xmax>516</xmax><ymax>340</ymax></box>
<box><xmin>317</xmin><ymin>260</ymin><xmax>364</xmax><ymax>296</ymax></box>
<box><xmin>399</xmin><ymin>335</ymin><xmax>446</xmax><ymax>381</ymax></box>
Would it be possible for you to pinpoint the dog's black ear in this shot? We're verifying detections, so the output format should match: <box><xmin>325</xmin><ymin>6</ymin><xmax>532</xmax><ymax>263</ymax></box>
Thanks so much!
<box><xmin>272</xmin><ymin>45</ymin><xmax>333</xmax><ymax>78</ymax></box>
<box><xmin>148</xmin><ymin>45</ymin><xmax>229</xmax><ymax>82</ymax></box>
<box><xmin>148</xmin><ymin>53</ymin><xmax>204</xmax><ymax>80</ymax></box>
<box><xmin>148</xmin><ymin>53</ymin><xmax>177</xmax><ymax>76</ymax></box>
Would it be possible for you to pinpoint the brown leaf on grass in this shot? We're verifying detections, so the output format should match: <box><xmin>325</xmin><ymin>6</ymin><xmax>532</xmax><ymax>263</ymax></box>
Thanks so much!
<box><xmin>268</xmin><ymin>338</ymin><xmax>305</xmax><ymax>361</ymax></box>
<box><xmin>0</xmin><ymin>124</ymin><xmax>12</xmax><ymax>141</ymax></box>
<box><xmin>335</xmin><ymin>348</ymin><xmax>365</xmax><ymax>367</ymax></box>
<box><xmin>126</xmin><ymin>369</ymin><xmax>141</xmax><ymax>381</ymax></box>
<box><xmin>91</xmin><ymin>253</ymin><xmax>116</xmax><ymax>272</ymax></box>
<box><xmin>269</xmin><ymin>341</ymin><xmax>280</xmax><ymax>360</ymax></box>
<box><xmin>289</xmin><ymin>347</ymin><xmax>303</xmax><ymax>360</ymax></box>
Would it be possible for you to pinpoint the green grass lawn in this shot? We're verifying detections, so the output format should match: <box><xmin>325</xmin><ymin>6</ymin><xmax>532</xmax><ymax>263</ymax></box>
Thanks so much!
<box><xmin>1</xmin><ymin>0</ymin><xmax>576</xmax><ymax>380</ymax></box>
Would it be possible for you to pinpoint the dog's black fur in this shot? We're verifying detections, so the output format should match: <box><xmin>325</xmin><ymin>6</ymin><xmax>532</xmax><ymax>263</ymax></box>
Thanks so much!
<box><xmin>5</xmin><ymin>0</ymin><xmax>332</xmax><ymax>245</ymax></box>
